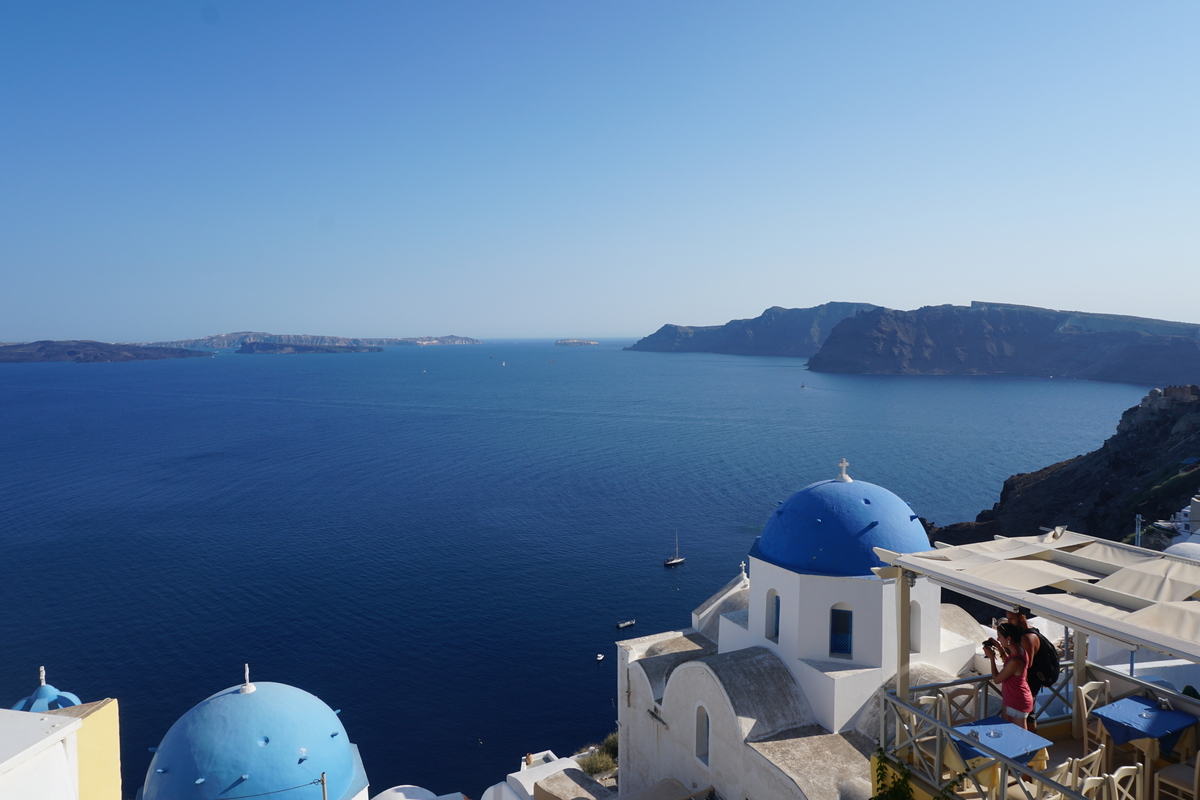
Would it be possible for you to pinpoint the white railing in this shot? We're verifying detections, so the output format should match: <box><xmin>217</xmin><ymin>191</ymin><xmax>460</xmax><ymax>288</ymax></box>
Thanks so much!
<box><xmin>878</xmin><ymin>686</ymin><xmax>1089</xmax><ymax>800</ymax></box>
<box><xmin>901</xmin><ymin>661</ymin><xmax>1075</xmax><ymax>727</ymax></box>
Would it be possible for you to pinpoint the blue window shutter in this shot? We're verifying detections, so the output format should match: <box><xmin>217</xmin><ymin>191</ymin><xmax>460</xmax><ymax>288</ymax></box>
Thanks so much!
<box><xmin>830</xmin><ymin>609</ymin><xmax>853</xmax><ymax>656</ymax></box>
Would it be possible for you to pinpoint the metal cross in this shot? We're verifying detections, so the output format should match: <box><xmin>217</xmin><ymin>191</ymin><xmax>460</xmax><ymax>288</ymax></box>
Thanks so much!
<box><xmin>838</xmin><ymin>458</ymin><xmax>850</xmax><ymax>480</ymax></box>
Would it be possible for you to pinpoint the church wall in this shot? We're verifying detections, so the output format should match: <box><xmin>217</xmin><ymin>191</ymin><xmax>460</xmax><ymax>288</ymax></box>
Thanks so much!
<box><xmin>717</xmin><ymin>611</ymin><xmax>753</xmax><ymax>654</ymax></box>
<box><xmin>0</xmin><ymin>734</ymin><xmax>80</xmax><ymax>800</ymax></box>
<box><xmin>661</xmin><ymin>663</ymin><xmax>804</xmax><ymax>800</ymax></box>
<box><xmin>616</xmin><ymin>654</ymin><xmax>805</xmax><ymax>800</ymax></box>
<box><xmin>793</xmin><ymin>574</ymin><xmax>885</xmax><ymax>666</ymax></box>
<box><xmin>618</xmin><ymin>651</ymin><xmax>663</xmax><ymax>794</ymax></box>
<box><xmin>747</xmin><ymin>558</ymin><xmax>797</xmax><ymax>661</ymax></box>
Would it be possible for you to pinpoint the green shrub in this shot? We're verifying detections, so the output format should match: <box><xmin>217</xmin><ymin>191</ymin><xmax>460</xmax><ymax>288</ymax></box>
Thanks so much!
<box><xmin>576</xmin><ymin>749</ymin><xmax>616</xmax><ymax>776</ymax></box>
<box><xmin>601</xmin><ymin>731</ymin><xmax>618</xmax><ymax>760</ymax></box>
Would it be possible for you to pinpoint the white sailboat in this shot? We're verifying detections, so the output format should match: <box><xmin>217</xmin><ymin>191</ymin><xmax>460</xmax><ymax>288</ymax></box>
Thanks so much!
<box><xmin>663</xmin><ymin>532</ymin><xmax>685</xmax><ymax>567</ymax></box>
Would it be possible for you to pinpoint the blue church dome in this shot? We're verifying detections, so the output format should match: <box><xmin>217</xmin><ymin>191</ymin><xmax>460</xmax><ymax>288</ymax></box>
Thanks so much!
<box><xmin>11</xmin><ymin>668</ymin><xmax>81</xmax><ymax>712</ymax></box>
<box><xmin>142</xmin><ymin>681</ymin><xmax>366</xmax><ymax>800</ymax></box>
<box><xmin>750</xmin><ymin>473</ymin><xmax>930</xmax><ymax>576</ymax></box>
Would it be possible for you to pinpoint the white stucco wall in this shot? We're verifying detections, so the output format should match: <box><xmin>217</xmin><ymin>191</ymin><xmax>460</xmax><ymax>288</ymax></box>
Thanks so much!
<box><xmin>740</xmin><ymin>557</ymin><xmax>951</xmax><ymax>732</ymax></box>
<box><xmin>617</xmin><ymin>657</ymin><xmax>804</xmax><ymax>799</ymax></box>
<box><xmin>0</xmin><ymin>712</ymin><xmax>82</xmax><ymax>800</ymax></box>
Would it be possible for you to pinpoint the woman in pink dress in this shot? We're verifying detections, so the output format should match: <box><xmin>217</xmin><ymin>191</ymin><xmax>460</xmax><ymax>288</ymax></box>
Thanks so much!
<box><xmin>985</xmin><ymin>622</ymin><xmax>1034</xmax><ymax>729</ymax></box>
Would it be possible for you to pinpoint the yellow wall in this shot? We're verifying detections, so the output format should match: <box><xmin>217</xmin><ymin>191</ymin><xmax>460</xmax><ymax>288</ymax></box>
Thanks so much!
<box><xmin>47</xmin><ymin>698</ymin><xmax>122</xmax><ymax>800</ymax></box>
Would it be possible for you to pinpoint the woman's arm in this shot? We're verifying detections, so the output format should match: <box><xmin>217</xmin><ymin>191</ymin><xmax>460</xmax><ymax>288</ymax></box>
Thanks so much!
<box><xmin>988</xmin><ymin>652</ymin><xmax>1020</xmax><ymax>685</ymax></box>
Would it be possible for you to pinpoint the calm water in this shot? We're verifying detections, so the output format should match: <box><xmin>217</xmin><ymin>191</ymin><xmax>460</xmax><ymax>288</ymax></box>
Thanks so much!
<box><xmin>0</xmin><ymin>342</ymin><xmax>1145</xmax><ymax>796</ymax></box>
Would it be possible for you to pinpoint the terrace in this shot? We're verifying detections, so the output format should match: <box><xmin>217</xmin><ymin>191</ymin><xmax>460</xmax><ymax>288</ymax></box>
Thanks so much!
<box><xmin>872</xmin><ymin>529</ymin><xmax>1200</xmax><ymax>800</ymax></box>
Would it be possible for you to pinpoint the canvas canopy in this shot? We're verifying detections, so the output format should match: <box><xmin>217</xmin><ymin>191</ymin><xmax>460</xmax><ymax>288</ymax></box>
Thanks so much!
<box><xmin>875</xmin><ymin>528</ymin><xmax>1200</xmax><ymax>664</ymax></box>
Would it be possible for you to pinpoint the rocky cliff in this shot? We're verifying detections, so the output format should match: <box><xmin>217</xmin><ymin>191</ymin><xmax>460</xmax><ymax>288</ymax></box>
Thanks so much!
<box><xmin>625</xmin><ymin>303</ymin><xmax>879</xmax><ymax>357</ymax></box>
<box><xmin>931</xmin><ymin>386</ymin><xmax>1200</xmax><ymax>547</ymax></box>
<box><xmin>0</xmin><ymin>341</ymin><xmax>214</xmax><ymax>363</ymax></box>
<box><xmin>140</xmin><ymin>332</ymin><xmax>481</xmax><ymax>349</ymax></box>
<box><xmin>807</xmin><ymin>302</ymin><xmax>1200</xmax><ymax>386</ymax></box>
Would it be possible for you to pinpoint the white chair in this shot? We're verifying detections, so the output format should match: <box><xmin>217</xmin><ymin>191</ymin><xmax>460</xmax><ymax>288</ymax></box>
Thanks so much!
<box><xmin>1074</xmin><ymin>746</ymin><xmax>1108</xmax><ymax>786</ymax></box>
<box><xmin>1155</xmin><ymin>756</ymin><xmax>1200</xmax><ymax>800</ymax></box>
<box><xmin>1005</xmin><ymin>756</ymin><xmax>1073</xmax><ymax>800</ymax></box>
<box><xmin>1108</xmin><ymin>764</ymin><xmax>1142</xmax><ymax>800</ymax></box>
<box><xmin>1077</xmin><ymin>681</ymin><xmax>1112</xmax><ymax>766</ymax></box>
<box><xmin>913</xmin><ymin>695</ymin><xmax>945</xmax><ymax>772</ymax></box>
<box><xmin>1079</xmin><ymin>775</ymin><xmax>1108</xmax><ymax>800</ymax></box>
<box><xmin>945</xmin><ymin>686</ymin><xmax>980</xmax><ymax>726</ymax></box>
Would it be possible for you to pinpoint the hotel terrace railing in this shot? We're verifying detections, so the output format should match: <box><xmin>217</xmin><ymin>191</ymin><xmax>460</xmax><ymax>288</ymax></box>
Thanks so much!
<box><xmin>878</xmin><ymin>660</ymin><xmax>1200</xmax><ymax>800</ymax></box>
<box><xmin>878</xmin><ymin>662</ymin><xmax>1083</xmax><ymax>800</ymax></box>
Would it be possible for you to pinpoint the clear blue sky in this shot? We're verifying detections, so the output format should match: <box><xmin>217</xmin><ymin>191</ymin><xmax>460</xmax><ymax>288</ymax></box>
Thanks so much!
<box><xmin>3</xmin><ymin>3</ymin><xmax>1197</xmax><ymax>341</ymax></box>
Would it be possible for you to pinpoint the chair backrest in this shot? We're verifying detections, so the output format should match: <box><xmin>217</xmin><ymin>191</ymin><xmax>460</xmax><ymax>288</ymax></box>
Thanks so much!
<box><xmin>1036</xmin><ymin>758</ymin><xmax>1075</xmax><ymax>800</ymax></box>
<box><xmin>1078</xmin><ymin>681</ymin><xmax>1111</xmax><ymax>716</ymax></box>
<box><xmin>915</xmin><ymin>695</ymin><xmax>942</xmax><ymax>734</ymax></box>
<box><xmin>944</xmin><ymin>687</ymin><xmax>977</xmax><ymax>726</ymax></box>
<box><xmin>1107</xmin><ymin>764</ymin><xmax>1140</xmax><ymax>800</ymax></box>
<box><xmin>1079</xmin><ymin>775</ymin><xmax>1107</xmax><ymax>800</ymax></box>
<box><xmin>1078</xmin><ymin>681</ymin><xmax>1111</xmax><ymax>753</ymax></box>
<box><xmin>1074</xmin><ymin>745</ymin><xmax>1106</xmax><ymax>784</ymax></box>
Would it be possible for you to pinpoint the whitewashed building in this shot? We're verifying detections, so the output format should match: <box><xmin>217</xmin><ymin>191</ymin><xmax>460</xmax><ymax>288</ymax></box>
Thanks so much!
<box><xmin>616</xmin><ymin>463</ymin><xmax>980</xmax><ymax>800</ymax></box>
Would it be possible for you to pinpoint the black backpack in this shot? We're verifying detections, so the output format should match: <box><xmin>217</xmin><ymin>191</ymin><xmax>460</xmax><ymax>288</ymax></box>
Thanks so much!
<box><xmin>1026</xmin><ymin>627</ymin><xmax>1060</xmax><ymax>694</ymax></box>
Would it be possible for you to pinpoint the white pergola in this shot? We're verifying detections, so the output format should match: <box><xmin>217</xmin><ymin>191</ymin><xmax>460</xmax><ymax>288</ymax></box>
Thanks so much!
<box><xmin>875</xmin><ymin>527</ymin><xmax>1200</xmax><ymax>726</ymax></box>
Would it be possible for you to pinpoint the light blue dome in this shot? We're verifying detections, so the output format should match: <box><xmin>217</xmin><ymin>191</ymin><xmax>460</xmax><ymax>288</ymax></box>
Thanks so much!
<box><xmin>142</xmin><ymin>682</ymin><xmax>364</xmax><ymax>800</ymax></box>
<box><xmin>750</xmin><ymin>478</ymin><xmax>930</xmax><ymax>576</ymax></box>
<box><xmin>11</xmin><ymin>681</ymin><xmax>81</xmax><ymax>712</ymax></box>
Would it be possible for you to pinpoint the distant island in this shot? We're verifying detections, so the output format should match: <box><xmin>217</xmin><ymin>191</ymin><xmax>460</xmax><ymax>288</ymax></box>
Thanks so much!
<box><xmin>137</xmin><ymin>332</ymin><xmax>482</xmax><ymax>350</ymax></box>
<box><xmin>236</xmin><ymin>342</ymin><xmax>383</xmax><ymax>355</ymax></box>
<box><xmin>0</xmin><ymin>340</ymin><xmax>214</xmax><ymax>364</ymax></box>
<box><xmin>555</xmin><ymin>339</ymin><xmax>598</xmax><ymax>346</ymax></box>
<box><xmin>807</xmin><ymin>301</ymin><xmax>1200</xmax><ymax>385</ymax></box>
<box><xmin>625</xmin><ymin>302</ymin><xmax>879</xmax><ymax>357</ymax></box>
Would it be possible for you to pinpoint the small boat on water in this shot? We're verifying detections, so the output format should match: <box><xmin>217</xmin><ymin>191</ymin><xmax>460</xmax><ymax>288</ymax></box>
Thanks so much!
<box><xmin>663</xmin><ymin>532</ymin><xmax>685</xmax><ymax>567</ymax></box>
<box><xmin>616</xmin><ymin>619</ymin><xmax>636</xmax><ymax>629</ymax></box>
<box><xmin>596</xmin><ymin>654</ymin><xmax>605</xmax><ymax>661</ymax></box>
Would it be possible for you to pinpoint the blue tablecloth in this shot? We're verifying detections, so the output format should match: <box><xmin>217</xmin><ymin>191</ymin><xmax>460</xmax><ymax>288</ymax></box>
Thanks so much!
<box><xmin>955</xmin><ymin>716</ymin><xmax>1053</xmax><ymax>763</ymax></box>
<box><xmin>1092</xmin><ymin>696</ymin><xmax>1199</xmax><ymax>755</ymax></box>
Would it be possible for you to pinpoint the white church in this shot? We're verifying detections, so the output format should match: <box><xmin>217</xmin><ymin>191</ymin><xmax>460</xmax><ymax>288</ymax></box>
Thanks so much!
<box><xmin>615</xmin><ymin>462</ymin><xmax>983</xmax><ymax>800</ymax></box>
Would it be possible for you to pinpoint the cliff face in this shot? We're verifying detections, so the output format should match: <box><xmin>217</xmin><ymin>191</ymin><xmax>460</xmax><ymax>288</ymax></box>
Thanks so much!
<box><xmin>0</xmin><ymin>341</ymin><xmax>213</xmax><ymax>363</ymax></box>
<box><xmin>807</xmin><ymin>302</ymin><xmax>1200</xmax><ymax>386</ymax></box>
<box><xmin>625</xmin><ymin>303</ymin><xmax>879</xmax><ymax>357</ymax></box>
<box><xmin>932</xmin><ymin>387</ymin><xmax>1200</xmax><ymax>546</ymax></box>
<box><xmin>140</xmin><ymin>332</ymin><xmax>481</xmax><ymax>349</ymax></box>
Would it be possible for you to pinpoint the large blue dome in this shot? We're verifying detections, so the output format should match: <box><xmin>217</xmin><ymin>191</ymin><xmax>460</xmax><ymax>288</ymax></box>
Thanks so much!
<box><xmin>142</xmin><ymin>682</ymin><xmax>366</xmax><ymax>800</ymax></box>
<box><xmin>751</xmin><ymin>478</ymin><xmax>930</xmax><ymax>576</ymax></box>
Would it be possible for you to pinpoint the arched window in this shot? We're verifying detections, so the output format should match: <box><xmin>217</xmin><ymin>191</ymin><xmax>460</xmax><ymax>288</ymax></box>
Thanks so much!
<box><xmin>910</xmin><ymin>600</ymin><xmax>922</xmax><ymax>653</ymax></box>
<box><xmin>765</xmin><ymin>589</ymin><xmax>780</xmax><ymax>643</ymax></box>
<box><xmin>695</xmin><ymin>705</ymin><xmax>710</xmax><ymax>765</ymax></box>
<box><xmin>830</xmin><ymin>604</ymin><xmax>853</xmax><ymax>659</ymax></box>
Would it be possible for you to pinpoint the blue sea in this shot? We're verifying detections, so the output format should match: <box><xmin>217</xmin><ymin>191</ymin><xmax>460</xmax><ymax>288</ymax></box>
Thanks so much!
<box><xmin>0</xmin><ymin>341</ymin><xmax>1146</xmax><ymax>796</ymax></box>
